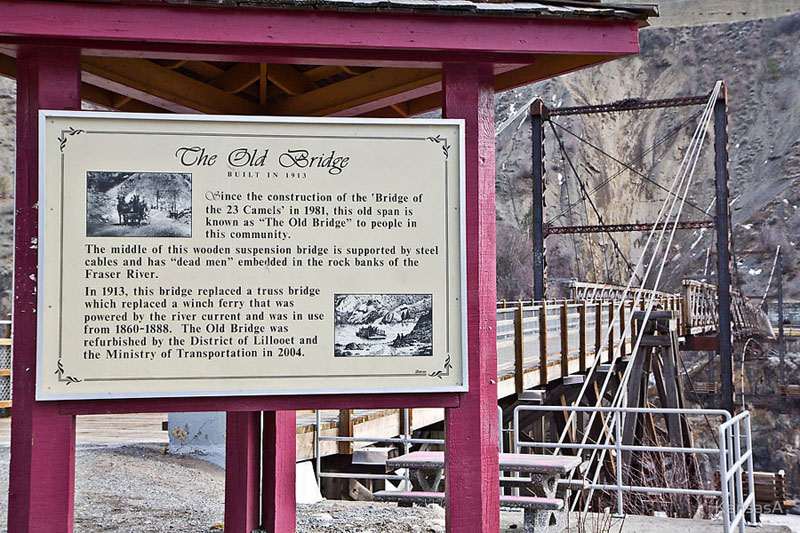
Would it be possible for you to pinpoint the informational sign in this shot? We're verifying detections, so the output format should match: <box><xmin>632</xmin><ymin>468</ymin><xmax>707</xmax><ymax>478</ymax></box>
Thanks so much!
<box><xmin>37</xmin><ymin>112</ymin><xmax>466</xmax><ymax>400</ymax></box>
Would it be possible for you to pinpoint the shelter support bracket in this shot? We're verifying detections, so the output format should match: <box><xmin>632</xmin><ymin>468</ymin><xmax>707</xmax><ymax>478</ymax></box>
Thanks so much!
<box><xmin>442</xmin><ymin>62</ymin><xmax>500</xmax><ymax>533</ymax></box>
<box><xmin>224</xmin><ymin>411</ymin><xmax>297</xmax><ymax>533</ymax></box>
<box><xmin>225</xmin><ymin>412</ymin><xmax>262</xmax><ymax>532</ymax></box>
<box><xmin>8</xmin><ymin>45</ymin><xmax>82</xmax><ymax>533</ymax></box>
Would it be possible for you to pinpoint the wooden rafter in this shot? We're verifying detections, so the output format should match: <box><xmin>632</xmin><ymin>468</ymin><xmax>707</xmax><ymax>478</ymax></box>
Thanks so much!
<box><xmin>259</xmin><ymin>63</ymin><xmax>268</xmax><ymax>105</ymax></box>
<box><xmin>363</xmin><ymin>54</ymin><xmax>617</xmax><ymax>118</ymax></box>
<box><xmin>210</xmin><ymin>62</ymin><xmax>261</xmax><ymax>94</ymax></box>
<box><xmin>180</xmin><ymin>60</ymin><xmax>225</xmax><ymax>80</ymax></box>
<box><xmin>112</xmin><ymin>94</ymin><xmax>132</xmax><ymax>108</ymax></box>
<box><xmin>4</xmin><ymin>51</ymin><xmax>621</xmax><ymax>119</ymax></box>
<box><xmin>0</xmin><ymin>53</ymin><xmax>163</xmax><ymax>112</ymax></box>
<box><xmin>390</xmin><ymin>102</ymin><xmax>409</xmax><ymax>117</ymax></box>
<box><xmin>267</xmin><ymin>63</ymin><xmax>315</xmax><ymax>96</ymax></box>
<box><xmin>303</xmin><ymin>65</ymin><xmax>344</xmax><ymax>82</ymax></box>
<box><xmin>156</xmin><ymin>59</ymin><xmax>187</xmax><ymax>70</ymax></box>
<box><xmin>0</xmin><ymin>53</ymin><xmax>15</xmax><ymax>78</ymax></box>
<box><xmin>81</xmin><ymin>57</ymin><xmax>261</xmax><ymax>114</ymax></box>
<box><xmin>339</xmin><ymin>66</ymin><xmax>368</xmax><ymax>76</ymax></box>
<box><xmin>265</xmin><ymin>67</ymin><xmax>439</xmax><ymax>116</ymax></box>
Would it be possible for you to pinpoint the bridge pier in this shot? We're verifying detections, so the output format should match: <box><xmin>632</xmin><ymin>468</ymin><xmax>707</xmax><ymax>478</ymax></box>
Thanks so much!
<box><xmin>713</xmin><ymin>83</ymin><xmax>735</xmax><ymax>414</ymax></box>
<box><xmin>531</xmin><ymin>100</ymin><xmax>548</xmax><ymax>301</ymax></box>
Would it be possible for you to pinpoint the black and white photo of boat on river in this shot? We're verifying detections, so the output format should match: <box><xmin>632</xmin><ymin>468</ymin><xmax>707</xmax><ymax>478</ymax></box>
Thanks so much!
<box><xmin>334</xmin><ymin>294</ymin><xmax>432</xmax><ymax>357</ymax></box>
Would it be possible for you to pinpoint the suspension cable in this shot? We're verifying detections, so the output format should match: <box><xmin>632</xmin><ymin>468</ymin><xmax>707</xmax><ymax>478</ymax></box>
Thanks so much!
<box><xmin>552</xmin><ymin>87</ymin><xmax>715</xmax><ymax>458</ymax></box>
<box><xmin>576</xmin><ymin>82</ymin><xmax>723</xmax><ymax>515</ymax></box>
<box><xmin>549</xmin><ymin>121</ymin><xmax>638</xmax><ymax>281</ymax></box>
<box><xmin>549</xmin><ymin>110</ymin><xmax>707</xmax><ymax>223</ymax></box>
<box><xmin>759</xmin><ymin>246</ymin><xmax>781</xmax><ymax>308</ymax></box>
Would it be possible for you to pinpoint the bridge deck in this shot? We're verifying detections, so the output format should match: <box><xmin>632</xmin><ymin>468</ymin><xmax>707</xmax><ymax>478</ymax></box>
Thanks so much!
<box><xmin>298</xmin><ymin>298</ymin><xmax>633</xmax><ymax>460</ymax></box>
<box><xmin>297</xmin><ymin>282</ymin><xmax>773</xmax><ymax>461</ymax></box>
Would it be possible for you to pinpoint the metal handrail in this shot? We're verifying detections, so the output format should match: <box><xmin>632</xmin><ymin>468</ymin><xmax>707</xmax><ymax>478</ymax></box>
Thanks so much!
<box><xmin>512</xmin><ymin>405</ymin><xmax>756</xmax><ymax>533</ymax></box>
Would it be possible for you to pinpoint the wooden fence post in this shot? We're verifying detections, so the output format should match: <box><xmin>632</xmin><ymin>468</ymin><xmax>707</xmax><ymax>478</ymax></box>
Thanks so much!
<box><xmin>579</xmin><ymin>302</ymin><xmax>587</xmax><ymax>372</ymax></box>
<box><xmin>539</xmin><ymin>302</ymin><xmax>549</xmax><ymax>385</ymax></box>
<box><xmin>595</xmin><ymin>302</ymin><xmax>602</xmax><ymax>364</ymax></box>
<box><xmin>619</xmin><ymin>301</ymin><xmax>627</xmax><ymax>359</ymax></box>
<box><xmin>560</xmin><ymin>301</ymin><xmax>569</xmax><ymax>378</ymax></box>
<box><xmin>338</xmin><ymin>409</ymin><xmax>354</xmax><ymax>454</ymax></box>
<box><xmin>515</xmin><ymin>300</ymin><xmax>525</xmax><ymax>395</ymax></box>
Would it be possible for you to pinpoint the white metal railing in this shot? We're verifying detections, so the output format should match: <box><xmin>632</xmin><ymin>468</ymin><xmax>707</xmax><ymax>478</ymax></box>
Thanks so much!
<box><xmin>313</xmin><ymin>406</ymin><xmax>510</xmax><ymax>490</ymax></box>
<box><xmin>513</xmin><ymin>405</ymin><xmax>757</xmax><ymax>533</ymax></box>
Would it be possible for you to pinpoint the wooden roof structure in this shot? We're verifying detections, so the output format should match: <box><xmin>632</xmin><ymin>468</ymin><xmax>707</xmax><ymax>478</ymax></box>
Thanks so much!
<box><xmin>3</xmin><ymin>2</ymin><xmax>658</xmax><ymax>532</ymax></box>
<box><xmin>0</xmin><ymin>0</ymin><xmax>656</xmax><ymax>117</ymax></box>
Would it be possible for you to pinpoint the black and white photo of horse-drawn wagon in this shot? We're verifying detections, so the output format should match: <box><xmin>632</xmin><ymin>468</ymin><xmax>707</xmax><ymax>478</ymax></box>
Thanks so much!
<box><xmin>117</xmin><ymin>193</ymin><xmax>150</xmax><ymax>226</ymax></box>
<box><xmin>86</xmin><ymin>171</ymin><xmax>192</xmax><ymax>238</ymax></box>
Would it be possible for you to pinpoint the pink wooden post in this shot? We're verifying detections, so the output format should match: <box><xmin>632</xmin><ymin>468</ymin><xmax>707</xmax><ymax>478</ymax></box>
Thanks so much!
<box><xmin>8</xmin><ymin>45</ymin><xmax>82</xmax><ymax>533</ymax></box>
<box><xmin>225</xmin><ymin>411</ymin><xmax>262</xmax><ymax>532</ymax></box>
<box><xmin>262</xmin><ymin>410</ymin><xmax>297</xmax><ymax>532</ymax></box>
<box><xmin>225</xmin><ymin>410</ymin><xmax>296</xmax><ymax>533</ymax></box>
<box><xmin>442</xmin><ymin>62</ymin><xmax>500</xmax><ymax>533</ymax></box>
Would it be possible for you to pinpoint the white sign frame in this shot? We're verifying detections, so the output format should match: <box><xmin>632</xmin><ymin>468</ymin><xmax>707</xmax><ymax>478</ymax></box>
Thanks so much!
<box><xmin>37</xmin><ymin>111</ymin><xmax>468</xmax><ymax>400</ymax></box>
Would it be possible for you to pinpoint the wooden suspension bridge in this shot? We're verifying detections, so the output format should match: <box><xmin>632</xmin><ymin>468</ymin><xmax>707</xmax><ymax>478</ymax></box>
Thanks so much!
<box><xmin>298</xmin><ymin>279</ymin><xmax>774</xmax><ymax>462</ymax></box>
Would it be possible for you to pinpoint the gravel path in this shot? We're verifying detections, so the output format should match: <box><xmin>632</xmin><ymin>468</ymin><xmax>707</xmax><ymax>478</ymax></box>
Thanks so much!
<box><xmin>2</xmin><ymin>445</ymin><xmax>794</xmax><ymax>532</ymax></box>
<box><xmin>0</xmin><ymin>444</ymin><xmax>450</xmax><ymax>533</ymax></box>
<box><xmin>1</xmin><ymin>445</ymin><xmax>226</xmax><ymax>532</ymax></box>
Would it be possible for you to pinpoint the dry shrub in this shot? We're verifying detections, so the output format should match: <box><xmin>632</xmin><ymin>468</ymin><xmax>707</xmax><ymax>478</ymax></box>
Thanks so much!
<box><xmin>496</xmin><ymin>222</ymin><xmax>534</xmax><ymax>300</ymax></box>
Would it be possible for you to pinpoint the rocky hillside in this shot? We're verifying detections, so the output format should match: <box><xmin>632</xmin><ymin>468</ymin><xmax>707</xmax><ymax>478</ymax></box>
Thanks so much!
<box><xmin>494</xmin><ymin>13</ymin><xmax>800</xmax><ymax>300</ymax></box>
<box><xmin>0</xmin><ymin>13</ymin><xmax>799</xmax><ymax>309</ymax></box>
<box><xmin>334</xmin><ymin>294</ymin><xmax>430</xmax><ymax>326</ymax></box>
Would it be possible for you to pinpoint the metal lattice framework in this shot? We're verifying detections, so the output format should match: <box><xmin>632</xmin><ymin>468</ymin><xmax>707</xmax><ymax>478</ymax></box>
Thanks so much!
<box><xmin>568</xmin><ymin>280</ymin><xmax>774</xmax><ymax>340</ymax></box>
<box><xmin>682</xmin><ymin>279</ymin><xmax>773</xmax><ymax>338</ymax></box>
<box><xmin>549</xmin><ymin>94</ymin><xmax>710</xmax><ymax>117</ymax></box>
<box><xmin>545</xmin><ymin>220</ymin><xmax>714</xmax><ymax>236</ymax></box>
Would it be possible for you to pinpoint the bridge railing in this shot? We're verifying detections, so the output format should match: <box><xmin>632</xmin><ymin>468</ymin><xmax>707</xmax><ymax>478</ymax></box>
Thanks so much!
<box><xmin>496</xmin><ymin>299</ymin><xmax>635</xmax><ymax>396</ymax></box>
<box><xmin>682</xmin><ymin>280</ymin><xmax>774</xmax><ymax>338</ymax></box>
<box><xmin>513</xmin><ymin>405</ymin><xmax>757</xmax><ymax>533</ymax></box>
<box><xmin>569</xmin><ymin>280</ymin><xmax>674</xmax><ymax>302</ymax></box>
<box><xmin>567</xmin><ymin>281</ymin><xmax>684</xmax><ymax>335</ymax></box>
<box><xmin>565</xmin><ymin>280</ymin><xmax>773</xmax><ymax>339</ymax></box>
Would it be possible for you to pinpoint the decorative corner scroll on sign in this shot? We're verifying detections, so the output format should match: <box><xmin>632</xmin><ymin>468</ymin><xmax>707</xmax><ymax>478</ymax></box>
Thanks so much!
<box><xmin>58</xmin><ymin>127</ymin><xmax>86</xmax><ymax>152</ymax></box>
<box><xmin>428</xmin><ymin>354</ymin><xmax>452</xmax><ymax>379</ymax></box>
<box><xmin>426</xmin><ymin>135</ymin><xmax>450</xmax><ymax>160</ymax></box>
<box><xmin>55</xmin><ymin>359</ymin><xmax>83</xmax><ymax>385</ymax></box>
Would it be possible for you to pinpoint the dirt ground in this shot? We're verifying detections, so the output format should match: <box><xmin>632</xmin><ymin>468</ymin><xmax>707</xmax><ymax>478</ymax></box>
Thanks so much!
<box><xmin>0</xmin><ymin>441</ymin><xmax>796</xmax><ymax>533</ymax></box>
<box><xmin>0</xmin><ymin>444</ymin><xmax>451</xmax><ymax>533</ymax></box>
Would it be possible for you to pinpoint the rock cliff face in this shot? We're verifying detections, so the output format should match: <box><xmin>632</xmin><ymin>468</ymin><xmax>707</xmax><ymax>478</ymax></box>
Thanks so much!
<box><xmin>494</xmin><ymin>13</ymin><xmax>800</xmax><ymax>301</ymax></box>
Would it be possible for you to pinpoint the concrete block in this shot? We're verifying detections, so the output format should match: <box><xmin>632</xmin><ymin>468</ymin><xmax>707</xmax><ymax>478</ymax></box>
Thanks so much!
<box><xmin>296</xmin><ymin>460</ymin><xmax>323</xmax><ymax>504</ymax></box>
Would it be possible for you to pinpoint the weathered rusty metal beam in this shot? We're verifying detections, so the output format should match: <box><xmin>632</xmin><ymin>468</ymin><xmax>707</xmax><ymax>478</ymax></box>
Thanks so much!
<box><xmin>714</xmin><ymin>84</ymin><xmax>734</xmax><ymax>414</ymax></box>
<box><xmin>549</xmin><ymin>94</ymin><xmax>710</xmax><ymax>116</ymax></box>
<box><xmin>531</xmin><ymin>99</ymin><xmax>548</xmax><ymax>300</ymax></box>
<box><xmin>545</xmin><ymin>220</ymin><xmax>713</xmax><ymax>236</ymax></box>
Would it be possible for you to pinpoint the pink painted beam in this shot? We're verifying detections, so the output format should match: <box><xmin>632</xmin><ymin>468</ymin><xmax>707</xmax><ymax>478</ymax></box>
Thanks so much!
<box><xmin>8</xmin><ymin>45</ymin><xmax>82</xmax><ymax>533</ymax></box>
<box><xmin>2</xmin><ymin>38</ymin><xmax>637</xmax><ymax>71</ymax></box>
<box><xmin>0</xmin><ymin>0</ymin><xmax>641</xmax><ymax>58</ymax></box>
<box><xmin>442</xmin><ymin>62</ymin><xmax>499</xmax><ymax>533</ymax></box>
<box><xmin>225</xmin><ymin>411</ymin><xmax>262</xmax><ymax>533</ymax></box>
<box><xmin>262</xmin><ymin>411</ymin><xmax>297</xmax><ymax>533</ymax></box>
<box><xmin>56</xmin><ymin>392</ymin><xmax>460</xmax><ymax>416</ymax></box>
